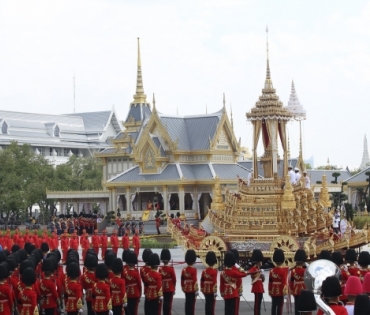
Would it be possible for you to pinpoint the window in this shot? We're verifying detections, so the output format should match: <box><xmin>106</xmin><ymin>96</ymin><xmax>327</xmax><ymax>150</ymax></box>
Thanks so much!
<box><xmin>1</xmin><ymin>121</ymin><xmax>8</xmax><ymax>134</ymax></box>
<box><xmin>54</xmin><ymin>125</ymin><xmax>60</xmax><ymax>137</ymax></box>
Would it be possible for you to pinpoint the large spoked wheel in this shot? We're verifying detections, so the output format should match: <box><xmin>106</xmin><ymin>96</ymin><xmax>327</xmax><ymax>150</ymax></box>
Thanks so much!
<box><xmin>198</xmin><ymin>236</ymin><xmax>227</xmax><ymax>266</ymax></box>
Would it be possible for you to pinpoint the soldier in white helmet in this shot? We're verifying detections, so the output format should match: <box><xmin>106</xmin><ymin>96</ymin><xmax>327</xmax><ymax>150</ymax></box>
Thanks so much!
<box><xmin>303</xmin><ymin>170</ymin><xmax>310</xmax><ymax>189</ymax></box>
<box><xmin>247</xmin><ymin>168</ymin><xmax>253</xmax><ymax>186</ymax></box>
<box><xmin>294</xmin><ymin>167</ymin><xmax>301</xmax><ymax>184</ymax></box>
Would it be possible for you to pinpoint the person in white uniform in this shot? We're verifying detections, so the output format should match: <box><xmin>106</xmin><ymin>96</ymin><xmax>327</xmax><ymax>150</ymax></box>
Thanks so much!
<box><xmin>247</xmin><ymin>168</ymin><xmax>253</xmax><ymax>186</ymax></box>
<box><xmin>303</xmin><ymin>170</ymin><xmax>310</xmax><ymax>189</ymax></box>
<box><xmin>288</xmin><ymin>166</ymin><xmax>295</xmax><ymax>184</ymax></box>
<box><xmin>294</xmin><ymin>167</ymin><xmax>301</xmax><ymax>184</ymax></box>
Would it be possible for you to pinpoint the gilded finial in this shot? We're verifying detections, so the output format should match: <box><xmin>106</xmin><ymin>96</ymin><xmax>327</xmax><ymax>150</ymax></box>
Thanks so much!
<box><xmin>223</xmin><ymin>93</ymin><xmax>226</xmax><ymax>108</ymax></box>
<box><xmin>152</xmin><ymin>93</ymin><xmax>156</xmax><ymax>109</ymax></box>
<box><xmin>133</xmin><ymin>37</ymin><xmax>147</xmax><ymax>103</ymax></box>
<box><xmin>287</xmin><ymin>132</ymin><xmax>291</xmax><ymax>160</ymax></box>
<box><xmin>206</xmin><ymin>104</ymin><xmax>208</xmax><ymax>114</ymax></box>
<box><xmin>266</xmin><ymin>26</ymin><xmax>271</xmax><ymax>80</ymax></box>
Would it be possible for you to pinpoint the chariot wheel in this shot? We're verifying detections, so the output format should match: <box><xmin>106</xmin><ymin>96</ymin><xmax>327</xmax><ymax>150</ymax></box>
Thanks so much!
<box><xmin>198</xmin><ymin>235</ymin><xmax>227</xmax><ymax>266</ymax></box>
<box><xmin>270</xmin><ymin>235</ymin><xmax>299</xmax><ymax>266</ymax></box>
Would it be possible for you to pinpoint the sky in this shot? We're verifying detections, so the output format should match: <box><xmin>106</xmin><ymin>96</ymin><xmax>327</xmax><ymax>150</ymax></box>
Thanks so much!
<box><xmin>0</xmin><ymin>1</ymin><xmax>369</xmax><ymax>170</ymax></box>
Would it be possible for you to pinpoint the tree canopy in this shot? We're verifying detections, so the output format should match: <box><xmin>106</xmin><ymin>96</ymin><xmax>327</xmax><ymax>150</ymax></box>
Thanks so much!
<box><xmin>0</xmin><ymin>141</ymin><xmax>103</xmax><ymax>224</ymax></box>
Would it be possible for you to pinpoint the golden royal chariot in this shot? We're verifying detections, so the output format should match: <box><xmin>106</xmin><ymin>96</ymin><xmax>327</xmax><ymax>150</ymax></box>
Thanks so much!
<box><xmin>167</xmin><ymin>50</ymin><xmax>370</xmax><ymax>266</ymax></box>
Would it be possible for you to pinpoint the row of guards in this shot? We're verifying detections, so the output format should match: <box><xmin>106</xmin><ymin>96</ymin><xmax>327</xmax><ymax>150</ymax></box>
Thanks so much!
<box><xmin>1</xmin><ymin>237</ymin><xmax>370</xmax><ymax>315</ymax></box>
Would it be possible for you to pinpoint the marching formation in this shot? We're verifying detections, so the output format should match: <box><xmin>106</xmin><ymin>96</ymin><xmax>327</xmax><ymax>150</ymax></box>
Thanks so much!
<box><xmin>2</xmin><ymin>227</ymin><xmax>370</xmax><ymax>315</ymax></box>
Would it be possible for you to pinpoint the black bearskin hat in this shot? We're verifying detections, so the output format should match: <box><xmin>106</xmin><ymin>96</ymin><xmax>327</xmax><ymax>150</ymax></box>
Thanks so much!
<box><xmin>18</xmin><ymin>249</ymin><xmax>28</xmax><ymax>262</ymax></box>
<box><xmin>22</xmin><ymin>267</ymin><xmax>36</xmax><ymax>286</ymax></box>
<box><xmin>148</xmin><ymin>253</ymin><xmax>160</xmax><ymax>267</ymax></box>
<box><xmin>0</xmin><ymin>263</ymin><xmax>9</xmax><ymax>279</ymax></box>
<box><xmin>224</xmin><ymin>251</ymin><xmax>236</xmax><ymax>268</ymax></box>
<box><xmin>297</xmin><ymin>290</ymin><xmax>317</xmax><ymax>312</ymax></box>
<box><xmin>294</xmin><ymin>249</ymin><xmax>307</xmax><ymax>263</ymax></box>
<box><xmin>104</xmin><ymin>252</ymin><xmax>116</xmax><ymax>268</ymax></box>
<box><xmin>11</xmin><ymin>244</ymin><xmax>20</xmax><ymax>253</ymax></box>
<box><xmin>185</xmin><ymin>249</ymin><xmax>197</xmax><ymax>265</ymax></box>
<box><xmin>345</xmin><ymin>248</ymin><xmax>358</xmax><ymax>262</ymax></box>
<box><xmin>230</xmin><ymin>249</ymin><xmax>239</xmax><ymax>261</ymax></box>
<box><xmin>318</xmin><ymin>250</ymin><xmax>331</xmax><ymax>260</ymax></box>
<box><xmin>5</xmin><ymin>257</ymin><xmax>17</xmax><ymax>271</ymax></box>
<box><xmin>322</xmin><ymin>276</ymin><xmax>342</xmax><ymax>298</ymax></box>
<box><xmin>126</xmin><ymin>251</ymin><xmax>138</xmax><ymax>265</ymax></box>
<box><xmin>111</xmin><ymin>258</ymin><xmax>123</xmax><ymax>274</ymax></box>
<box><xmin>160</xmin><ymin>249</ymin><xmax>171</xmax><ymax>261</ymax></box>
<box><xmin>354</xmin><ymin>294</ymin><xmax>370</xmax><ymax>315</ymax></box>
<box><xmin>51</xmin><ymin>249</ymin><xmax>61</xmax><ymax>263</ymax></box>
<box><xmin>331</xmin><ymin>251</ymin><xmax>343</xmax><ymax>266</ymax></box>
<box><xmin>46</xmin><ymin>253</ymin><xmax>58</xmax><ymax>271</ymax></box>
<box><xmin>42</xmin><ymin>258</ymin><xmax>55</xmax><ymax>273</ymax></box>
<box><xmin>26</xmin><ymin>244</ymin><xmax>36</xmax><ymax>256</ymax></box>
<box><xmin>67</xmin><ymin>262</ymin><xmax>80</xmax><ymax>279</ymax></box>
<box><xmin>0</xmin><ymin>251</ymin><xmax>6</xmax><ymax>263</ymax></box>
<box><xmin>273</xmin><ymin>249</ymin><xmax>285</xmax><ymax>264</ymax></box>
<box><xmin>142</xmin><ymin>249</ymin><xmax>153</xmax><ymax>264</ymax></box>
<box><xmin>122</xmin><ymin>249</ymin><xmax>131</xmax><ymax>263</ymax></box>
<box><xmin>3</xmin><ymin>250</ymin><xmax>9</xmax><ymax>257</ymax></box>
<box><xmin>251</xmin><ymin>249</ymin><xmax>264</xmax><ymax>262</ymax></box>
<box><xmin>95</xmin><ymin>263</ymin><xmax>109</xmax><ymax>280</ymax></box>
<box><xmin>84</xmin><ymin>254</ymin><xmax>98</xmax><ymax>269</ymax></box>
<box><xmin>40</xmin><ymin>242</ymin><xmax>49</xmax><ymax>253</ymax></box>
<box><xmin>358</xmin><ymin>251</ymin><xmax>370</xmax><ymax>267</ymax></box>
<box><xmin>205</xmin><ymin>251</ymin><xmax>217</xmax><ymax>266</ymax></box>
<box><xmin>20</xmin><ymin>260</ymin><xmax>35</xmax><ymax>275</ymax></box>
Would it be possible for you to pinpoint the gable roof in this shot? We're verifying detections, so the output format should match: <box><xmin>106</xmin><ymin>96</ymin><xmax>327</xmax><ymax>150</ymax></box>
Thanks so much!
<box><xmin>343</xmin><ymin>166</ymin><xmax>370</xmax><ymax>183</ymax></box>
<box><xmin>158</xmin><ymin>109</ymin><xmax>223</xmax><ymax>151</ymax></box>
<box><xmin>306</xmin><ymin>169</ymin><xmax>352</xmax><ymax>184</ymax></box>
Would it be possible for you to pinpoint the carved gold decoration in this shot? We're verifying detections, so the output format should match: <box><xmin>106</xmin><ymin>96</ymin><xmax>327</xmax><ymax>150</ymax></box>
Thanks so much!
<box><xmin>270</xmin><ymin>235</ymin><xmax>299</xmax><ymax>252</ymax></box>
<box><xmin>198</xmin><ymin>235</ymin><xmax>227</xmax><ymax>265</ymax></box>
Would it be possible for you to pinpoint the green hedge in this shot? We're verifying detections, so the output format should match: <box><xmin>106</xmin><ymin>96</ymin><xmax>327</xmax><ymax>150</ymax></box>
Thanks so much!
<box><xmin>140</xmin><ymin>238</ymin><xmax>177</xmax><ymax>249</ymax></box>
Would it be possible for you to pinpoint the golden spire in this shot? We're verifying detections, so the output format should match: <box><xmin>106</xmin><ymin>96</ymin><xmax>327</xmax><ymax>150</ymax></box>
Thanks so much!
<box><xmin>133</xmin><ymin>38</ymin><xmax>147</xmax><ymax>103</ymax></box>
<box><xmin>298</xmin><ymin>121</ymin><xmax>305</xmax><ymax>171</ymax></box>
<box><xmin>206</xmin><ymin>104</ymin><xmax>208</xmax><ymax>114</ymax></box>
<box><xmin>223</xmin><ymin>92</ymin><xmax>226</xmax><ymax>109</ymax></box>
<box><xmin>287</xmin><ymin>132</ymin><xmax>291</xmax><ymax>160</ymax></box>
<box><xmin>264</xmin><ymin>26</ymin><xmax>273</xmax><ymax>90</ymax></box>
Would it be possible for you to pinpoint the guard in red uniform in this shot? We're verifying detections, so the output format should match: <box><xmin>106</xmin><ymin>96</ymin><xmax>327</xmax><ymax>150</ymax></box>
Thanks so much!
<box><xmin>358</xmin><ymin>251</ymin><xmax>370</xmax><ymax>281</ymax></box>
<box><xmin>332</xmin><ymin>251</ymin><xmax>350</xmax><ymax>304</ymax></box>
<box><xmin>159</xmin><ymin>249</ymin><xmax>176</xmax><ymax>315</ymax></box>
<box><xmin>110</xmin><ymin>230</ymin><xmax>119</xmax><ymax>256</ymax></box>
<box><xmin>81</xmin><ymin>233</ymin><xmax>90</xmax><ymax>260</ymax></box>
<box><xmin>155</xmin><ymin>216</ymin><xmax>161</xmax><ymax>235</ymax></box>
<box><xmin>268</xmin><ymin>249</ymin><xmax>288</xmax><ymax>315</ymax></box>
<box><xmin>70</xmin><ymin>232</ymin><xmax>79</xmax><ymax>251</ymax></box>
<box><xmin>181</xmin><ymin>249</ymin><xmax>199</xmax><ymax>315</ymax></box>
<box><xmin>0</xmin><ymin>263</ymin><xmax>13</xmax><ymax>315</ymax></box>
<box><xmin>122</xmin><ymin>230</ymin><xmax>130</xmax><ymax>250</ymax></box>
<box><xmin>92</xmin><ymin>264</ymin><xmax>112</xmax><ymax>315</ymax></box>
<box><xmin>220</xmin><ymin>251</ymin><xmax>247</xmax><ymax>315</ymax></box>
<box><xmin>105</xmin><ymin>252</ymin><xmax>116</xmax><ymax>280</ymax></box>
<box><xmin>100</xmin><ymin>229</ymin><xmax>108</xmax><ymax>259</ymax></box>
<box><xmin>40</xmin><ymin>258</ymin><xmax>60</xmax><ymax>315</ymax></box>
<box><xmin>65</xmin><ymin>262</ymin><xmax>83</xmax><ymax>314</ymax></box>
<box><xmin>13</xmin><ymin>228</ymin><xmax>20</xmax><ymax>246</ymax></box>
<box><xmin>49</xmin><ymin>231</ymin><xmax>58</xmax><ymax>251</ymax></box>
<box><xmin>92</xmin><ymin>229</ymin><xmax>100</xmax><ymax>257</ymax></box>
<box><xmin>317</xmin><ymin>276</ymin><xmax>348</xmax><ymax>315</ymax></box>
<box><xmin>110</xmin><ymin>258</ymin><xmax>127</xmax><ymax>315</ymax></box>
<box><xmin>344</xmin><ymin>276</ymin><xmax>362</xmax><ymax>312</ymax></box>
<box><xmin>290</xmin><ymin>249</ymin><xmax>306</xmax><ymax>315</ymax></box>
<box><xmin>230</xmin><ymin>248</ymin><xmax>244</xmax><ymax>314</ymax></box>
<box><xmin>18</xmin><ymin>267</ymin><xmax>39</xmax><ymax>315</ymax></box>
<box><xmin>201</xmin><ymin>251</ymin><xmax>218</xmax><ymax>315</ymax></box>
<box><xmin>81</xmin><ymin>254</ymin><xmax>98</xmax><ymax>315</ymax></box>
<box><xmin>132</xmin><ymin>229</ymin><xmax>141</xmax><ymax>257</ymax></box>
<box><xmin>249</xmin><ymin>249</ymin><xmax>265</xmax><ymax>315</ymax></box>
<box><xmin>146</xmin><ymin>253</ymin><xmax>163</xmax><ymax>315</ymax></box>
<box><xmin>141</xmin><ymin>249</ymin><xmax>153</xmax><ymax>315</ymax></box>
<box><xmin>124</xmin><ymin>251</ymin><xmax>142</xmax><ymax>315</ymax></box>
<box><xmin>61</xmin><ymin>230</ymin><xmax>70</xmax><ymax>263</ymax></box>
<box><xmin>346</xmin><ymin>248</ymin><xmax>360</xmax><ymax>277</ymax></box>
